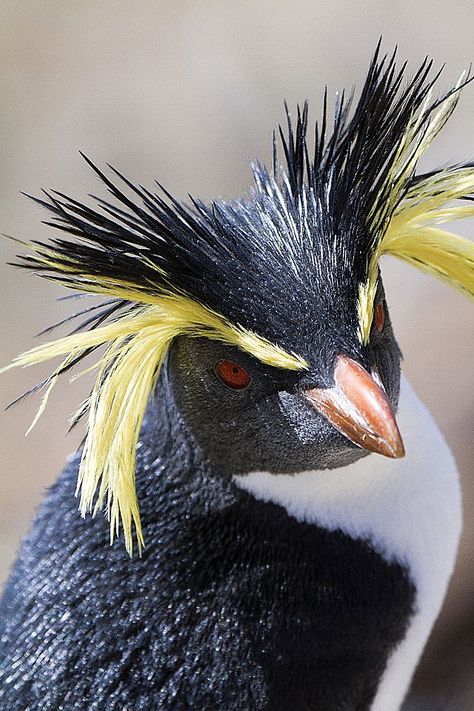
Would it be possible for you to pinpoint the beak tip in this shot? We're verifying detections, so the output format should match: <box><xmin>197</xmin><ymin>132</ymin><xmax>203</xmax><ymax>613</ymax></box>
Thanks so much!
<box><xmin>376</xmin><ymin>433</ymin><xmax>405</xmax><ymax>459</ymax></box>
<box><xmin>390</xmin><ymin>439</ymin><xmax>406</xmax><ymax>459</ymax></box>
<box><xmin>358</xmin><ymin>434</ymin><xmax>405</xmax><ymax>459</ymax></box>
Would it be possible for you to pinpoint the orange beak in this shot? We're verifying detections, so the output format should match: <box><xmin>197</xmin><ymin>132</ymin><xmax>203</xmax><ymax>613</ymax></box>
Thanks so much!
<box><xmin>305</xmin><ymin>355</ymin><xmax>405</xmax><ymax>459</ymax></box>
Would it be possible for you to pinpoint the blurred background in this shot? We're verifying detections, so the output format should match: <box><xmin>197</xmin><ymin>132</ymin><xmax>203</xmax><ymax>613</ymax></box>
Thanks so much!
<box><xmin>0</xmin><ymin>1</ymin><xmax>473</xmax><ymax>708</ymax></box>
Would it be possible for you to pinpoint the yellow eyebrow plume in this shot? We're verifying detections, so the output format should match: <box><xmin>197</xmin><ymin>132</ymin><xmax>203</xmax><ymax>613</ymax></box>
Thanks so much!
<box><xmin>2</xmin><ymin>281</ymin><xmax>307</xmax><ymax>555</ymax></box>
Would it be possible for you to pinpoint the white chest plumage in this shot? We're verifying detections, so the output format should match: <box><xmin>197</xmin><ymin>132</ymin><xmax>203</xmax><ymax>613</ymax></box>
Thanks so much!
<box><xmin>234</xmin><ymin>376</ymin><xmax>462</xmax><ymax>711</ymax></box>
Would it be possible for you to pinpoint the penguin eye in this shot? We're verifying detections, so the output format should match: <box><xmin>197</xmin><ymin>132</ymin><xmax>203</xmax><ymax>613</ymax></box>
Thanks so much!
<box><xmin>215</xmin><ymin>360</ymin><xmax>251</xmax><ymax>390</ymax></box>
<box><xmin>374</xmin><ymin>301</ymin><xmax>385</xmax><ymax>332</ymax></box>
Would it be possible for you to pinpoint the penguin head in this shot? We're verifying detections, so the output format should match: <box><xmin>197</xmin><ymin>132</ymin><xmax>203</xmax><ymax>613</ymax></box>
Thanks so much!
<box><xmin>169</xmin><ymin>270</ymin><xmax>402</xmax><ymax>476</ymax></box>
<box><xmin>5</xmin><ymin>46</ymin><xmax>474</xmax><ymax>552</ymax></box>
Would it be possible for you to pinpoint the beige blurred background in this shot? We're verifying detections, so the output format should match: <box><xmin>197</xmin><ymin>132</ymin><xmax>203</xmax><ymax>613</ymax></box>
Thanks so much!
<box><xmin>0</xmin><ymin>1</ymin><xmax>473</xmax><ymax>708</ymax></box>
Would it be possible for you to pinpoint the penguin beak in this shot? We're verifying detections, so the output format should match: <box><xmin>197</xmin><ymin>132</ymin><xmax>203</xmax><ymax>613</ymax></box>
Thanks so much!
<box><xmin>305</xmin><ymin>355</ymin><xmax>405</xmax><ymax>459</ymax></box>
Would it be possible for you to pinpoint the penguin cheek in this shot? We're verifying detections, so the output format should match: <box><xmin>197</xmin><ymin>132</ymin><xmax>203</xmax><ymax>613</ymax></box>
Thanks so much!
<box><xmin>276</xmin><ymin>391</ymin><xmax>369</xmax><ymax>470</ymax></box>
<box><xmin>370</xmin><ymin>336</ymin><xmax>402</xmax><ymax>412</ymax></box>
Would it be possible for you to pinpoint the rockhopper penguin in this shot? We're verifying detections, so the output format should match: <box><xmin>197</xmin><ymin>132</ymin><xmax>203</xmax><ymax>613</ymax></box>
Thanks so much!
<box><xmin>1</xmin><ymin>47</ymin><xmax>474</xmax><ymax>710</ymax></box>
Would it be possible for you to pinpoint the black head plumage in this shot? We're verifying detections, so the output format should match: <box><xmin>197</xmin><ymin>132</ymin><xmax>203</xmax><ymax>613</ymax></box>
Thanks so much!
<box><xmin>18</xmin><ymin>45</ymin><xmax>472</xmax><ymax>359</ymax></box>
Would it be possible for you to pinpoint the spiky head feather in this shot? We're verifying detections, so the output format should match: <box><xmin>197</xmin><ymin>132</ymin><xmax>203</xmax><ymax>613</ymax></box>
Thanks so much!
<box><xmin>3</xmin><ymin>45</ymin><xmax>474</xmax><ymax>553</ymax></box>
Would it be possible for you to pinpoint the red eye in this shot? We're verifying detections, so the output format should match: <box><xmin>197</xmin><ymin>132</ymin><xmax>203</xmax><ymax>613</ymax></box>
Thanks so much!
<box><xmin>215</xmin><ymin>360</ymin><xmax>251</xmax><ymax>390</ymax></box>
<box><xmin>375</xmin><ymin>301</ymin><xmax>385</xmax><ymax>332</ymax></box>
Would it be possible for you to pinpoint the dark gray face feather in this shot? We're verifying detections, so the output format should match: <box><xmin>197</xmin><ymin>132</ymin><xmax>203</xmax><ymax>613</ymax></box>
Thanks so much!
<box><xmin>169</xmin><ymin>280</ymin><xmax>401</xmax><ymax>475</ymax></box>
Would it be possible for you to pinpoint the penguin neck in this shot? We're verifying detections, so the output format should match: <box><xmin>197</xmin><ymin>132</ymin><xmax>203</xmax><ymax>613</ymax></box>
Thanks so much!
<box><xmin>136</xmin><ymin>365</ymin><xmax>240</xmax><ymax>522</ymax></box>
<box><xmin>233</xmin><ymin>375</ymin><xmax>461</xmax><ymax>591</ymax></box>
<box><xmin>143</xmin><ymin>371</ymin><xmax>461</xmax><ymax>588</ymax></box>
<box><xmin>141</xmin><ymin>371</ymin><xmax>461</xmax><ymax>594</ymax></box>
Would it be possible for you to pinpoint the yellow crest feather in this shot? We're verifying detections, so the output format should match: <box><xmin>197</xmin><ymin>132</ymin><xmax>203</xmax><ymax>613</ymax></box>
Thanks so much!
<box><xmin>358</xmin><ymin>77</ymin><xmax>474</xmax><ymax>343</ymax></box>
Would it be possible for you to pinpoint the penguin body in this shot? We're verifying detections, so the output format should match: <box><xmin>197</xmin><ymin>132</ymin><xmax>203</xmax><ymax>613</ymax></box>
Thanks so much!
<box><xmin>1</xmin><ymin>372</ymin><xmax>454</xmax><ymax>711</ymax></box>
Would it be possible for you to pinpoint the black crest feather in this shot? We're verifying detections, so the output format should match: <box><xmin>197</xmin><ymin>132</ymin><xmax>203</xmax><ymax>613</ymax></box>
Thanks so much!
<box><xmin>17</xmin><ymin>46</ymin><xmax>473</xmax><ymax>360</ymax></box>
